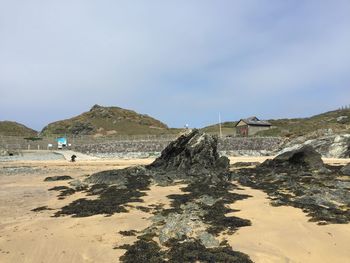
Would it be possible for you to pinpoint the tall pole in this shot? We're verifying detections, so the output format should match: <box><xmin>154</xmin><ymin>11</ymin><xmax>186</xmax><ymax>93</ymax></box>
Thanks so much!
<box><xmin>219</xmin><ymin>112</ymin><xmax>222</xmax><ymax>138</ymax></box>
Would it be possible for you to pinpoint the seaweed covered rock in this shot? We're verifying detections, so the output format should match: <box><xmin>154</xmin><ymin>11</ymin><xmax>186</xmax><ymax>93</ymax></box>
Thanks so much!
<box><xmin>279</xmin><ymin>134</ymin><xmax>350</xmax><ymax>158</ymax></box>
<box><xmin>147</xmin><ymin>129</ymin><xmax>229</xmax><ymax>182</ymax></box>
<box><xmin>235</xmin><ymin>146</ymin><xmax>350</xmax><ymax>224</ymax></box>
<box><xmin>86</xmin><ymin>166</ymin><xmax>147</xmax><ymax>185</ymax></box>
<box><xmin>44</xmin><ymin>175</ymin><xmax>73</xmax><ymax>181</ymax></box>
<box><xmin>149</xmin><ymin>129</ymin><xmax>228</xmax><ymax>174</ymax></box>
<box><xmin>86</xmin><ymin>130</ymin><xmax>230</xmax><ymax>185</ymax></box>
<box><xmin>262</xmin><ymin>145</ymin><xmax>324</xmax><ymax>171</ymax></box>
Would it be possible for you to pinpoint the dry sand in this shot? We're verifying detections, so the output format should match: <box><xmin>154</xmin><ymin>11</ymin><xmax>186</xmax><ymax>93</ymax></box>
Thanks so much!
<box><xmin>228</xmin><ymin>187</ymin><xmax>350</xmax><ymax>263</ymax></box>
<box><xmin>0</xmin><ymin>159</ymin><xmax>183</xmax><ymax>263</ymax></box>
<box><xmin>1</xmin><ymin>157</ymin><xmax>349</xmax><ymax>262</ymax></box>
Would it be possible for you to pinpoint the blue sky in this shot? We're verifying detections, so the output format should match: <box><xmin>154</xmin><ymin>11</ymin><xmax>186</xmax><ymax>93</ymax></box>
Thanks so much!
<box><xmin>0</xmin><ymin>1</ymin><xmax>349</xmax><ymax>130</ymax></box>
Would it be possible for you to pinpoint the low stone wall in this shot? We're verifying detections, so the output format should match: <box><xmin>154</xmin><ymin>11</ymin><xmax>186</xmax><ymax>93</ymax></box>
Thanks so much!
<box><xmin>218</xmin><ymin>137</ymin><xmax>283</xmax><ymax>151</ymax></box>
<box><xmin>74</xmin><ymin>137</ymin><xmax>283</xmax><ymax>157</ymax></box>
<box><xmin>75</xmin><ymin>140</ymin><xmax>169</xmax><ymax>155</ymax></box>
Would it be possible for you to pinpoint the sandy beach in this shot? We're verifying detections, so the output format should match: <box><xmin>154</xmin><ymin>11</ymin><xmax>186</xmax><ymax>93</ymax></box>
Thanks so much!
<box><xmin>228</xmin><ymin>187</ymin><xmax>350</xmax><ymax>263</ymax></box>
<box><xmin>1</xmin><ymin>157</ymin><xmax>349</xmax><ymax>262</ymax></box>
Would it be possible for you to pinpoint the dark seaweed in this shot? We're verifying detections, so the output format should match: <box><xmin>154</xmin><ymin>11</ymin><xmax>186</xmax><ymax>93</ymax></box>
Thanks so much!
<box><xmin>120</xmin><ymin>177</ymin><xmax>252</xmax><ymax>262</ymax></box>
<box><xmin>54</xmin><ymin>173</ymin><xmax>151</xmax><ymax>217</ymax></box>
<box><xmin>235</xmin><ymin>164</ymin><xmax>350</xmax><ymax>224</ymax></box>
<box><xmin>119</xmin><ymin>230</ymin><xmax>138</xmax><ymax>236</ymax></box>
<box><xmin>31</xmin><ymin>206</ymin><xmax>53</xmax><ymax>212</ymax></box>
<box><xmin>163</xmin><ymin>178</ymin><xmax>251</xmax><ymax>235</ymax></box>
<box><xmin>119</xmin><ymin>238</ymin><xmax>165</xmax><ymax>263</ymax></box>
<box><xmin>120</xmin><ymin>238</ymin><xmax>252</xmax><ymax>263</ymax></box>
<box><xmin>135</xmin><ymin>206</ymin><xmax>152</xmax><ymax>213</ymax></box>
<box><xmin>166</xmin><ymin>239</ymin><xmax>253</xmax><ymax>263</ymax></box>
<box><xmin>48</xmin><ymin>186</ymin><xmax>76</xmax><ymax>199</ymax></box>
<box><xmin>44</xmin><ymin>176</ymin><xmax>72</xmax><ymax>181</ymax></box>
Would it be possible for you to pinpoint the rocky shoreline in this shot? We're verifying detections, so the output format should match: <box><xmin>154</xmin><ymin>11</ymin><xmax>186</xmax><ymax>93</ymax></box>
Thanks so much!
<box><xmin>234</xmin><ymin>146</ymin><xmax>350</xmax><ymax>224</ymax></box>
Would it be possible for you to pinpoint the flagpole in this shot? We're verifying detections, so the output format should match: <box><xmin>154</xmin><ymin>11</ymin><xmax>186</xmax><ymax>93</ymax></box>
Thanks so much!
<box><xmin>219</xmin><ymin>112</ymin><xmax>222</xmax><ymax>138</ymax></box>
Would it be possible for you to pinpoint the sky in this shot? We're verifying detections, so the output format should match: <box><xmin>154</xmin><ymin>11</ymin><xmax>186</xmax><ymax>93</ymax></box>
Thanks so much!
<box><xmin>0</xmin><ymin>0</ymin><xmax>349</xmax><ymax>131</ymax></box>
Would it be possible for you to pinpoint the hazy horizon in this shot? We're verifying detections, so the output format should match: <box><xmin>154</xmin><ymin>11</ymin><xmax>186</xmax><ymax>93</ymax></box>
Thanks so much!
<box><xmin>1</xmin><ymin>1</ymin><xmax>349</xmax><ymax>130</ymax></box>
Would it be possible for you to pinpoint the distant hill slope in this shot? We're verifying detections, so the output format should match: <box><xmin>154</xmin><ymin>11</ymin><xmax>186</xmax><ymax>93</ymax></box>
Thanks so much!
<box><xmin>41</xmin><ymin>104</ymin><xmax>180</xmax><ymax>136</ymax></box>
<box><xmin>256</xmin><ymin>108</ymin><xmax>350</xmax><ymax>137</ymax></box>
<box><xmin>201</xmin><ymin>121</ymin><xmax>237</xmax><ymax>136</ymax></box>
<box><xmin>0</xmin><ymin>121</ymin><xmax>38</xmax><ymax>137</ymax></box>
<box><xmin>202</xmin><ymin>109</ymin><xmax>350</xmax><ymax>138</ymax></box>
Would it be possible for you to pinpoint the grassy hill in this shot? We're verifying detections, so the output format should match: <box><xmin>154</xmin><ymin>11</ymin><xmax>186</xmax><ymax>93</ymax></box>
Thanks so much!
<box><xmin>202</xmin><ymin>108</ymin><xmax>350</xmax><ymax>138</ymax></box>
<box><xmin>0</xmin><ymin>121</ymin><xmax>38</xmax><ymax>137</ymax></box>
<box><xmin>41</xmin><ymin>104</ymin><xmax>181</xmax><ymax>136</ymax></box>
<box><xmin>201</xmin><ymin>121</ymin><xmax>237</xmax><ymax>136</ymax></box>
<box><xmin>256</xmin><ymin>108</ymin><xmax>350</xmax><ymax>137</ymax></box>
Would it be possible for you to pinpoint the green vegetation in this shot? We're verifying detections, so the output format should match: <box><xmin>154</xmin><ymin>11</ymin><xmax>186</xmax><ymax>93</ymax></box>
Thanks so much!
<box><xmin>40</xmin><ymin>104</ymin><xmax>182</xmax><ymax>136</ymax></box>
<box><xmin>24</xmin><ymin>137</ymin><xmax>43</xmax><ymax>141</ymax></box>
<box><xmin>202</xmin><ymin>109</ymin><xmax>350</xmax><ymax>138</ymax></box>
<box><xmin>201</xmin><ymin>121</ymin><xmax>237</xmax><ymax>136</ymax></box>
<box><xmin>256</xmin><ymin>109</ymin><xmax>350</xmax><ymax>137</ymax></box>
<box><xmin>0</xmin><ymin>121</ymin><xmax>37</xmax><ymax>137</ymax></box>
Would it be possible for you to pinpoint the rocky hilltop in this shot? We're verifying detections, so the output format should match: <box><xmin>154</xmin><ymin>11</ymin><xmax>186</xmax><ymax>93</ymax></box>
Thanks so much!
<box><xmin>41</xmin><ymin>104</ymin><xmax>178</xmax><ymax>136</ymax></box>
<box><xmin>0</xmin><ymin>121</ymin><xmax>37</xmax><ymax>137</ymax></box>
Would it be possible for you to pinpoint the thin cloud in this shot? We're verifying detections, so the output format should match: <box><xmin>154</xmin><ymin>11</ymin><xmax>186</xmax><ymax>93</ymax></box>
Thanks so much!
<box><xmin>0</xmin><ymin>1</ymin><xmax>349</xmax><ymax>129</ymax></box>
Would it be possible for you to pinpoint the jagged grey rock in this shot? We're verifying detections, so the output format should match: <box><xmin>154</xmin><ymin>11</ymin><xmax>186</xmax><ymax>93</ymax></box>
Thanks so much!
<box><xmin>279</xmin><ymin>134</ymin><xmax>350</xmax><ymax>158</ymax></box>
<box><xmin>86</xmin><ymin>166</ymin><xmax>146</xmax><ymax>185</ymax></box>
<box><xmin>262</xmin><ymin>145</ymin><xmax>324</xmax><ymax>170</ymax></box>
<box><xmin>337</xmin><ymin>116</ymin><xmax>348</xmax><ymax>123</ymax></box>
<box><xmin>341</xmin><ymin>163</ymin><xmax>350</xmax><ymax>176</ymax></box>
<box><xmin>198</xmin><ymin>232</ymin><xmax>220</xmax><ymax>248</ymax></box>
<box><xmin>0</xmin><ymin>146</ymin><xmax>7</xmax><ymax>156</ymax></box>
<box><xmin>86</xmin><ymin>129</ymin><xmax>230</xmax><ymax>185</ymax></box>
<box><xmin>148</xmin><ymin>129</ymin><xmax>229</xmax><ymax>174</ymax></box>
<box><xmin>69</xmin><ymin>179</ymin><xmax>89</xmax><ymax>191</ymax></box>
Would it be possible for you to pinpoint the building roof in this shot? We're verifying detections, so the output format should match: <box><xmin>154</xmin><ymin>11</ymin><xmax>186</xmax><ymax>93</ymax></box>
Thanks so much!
<box><xmin>235</xmin><ymin>116</ymin><xmax>271</xmax><ymax>127</ymax></box>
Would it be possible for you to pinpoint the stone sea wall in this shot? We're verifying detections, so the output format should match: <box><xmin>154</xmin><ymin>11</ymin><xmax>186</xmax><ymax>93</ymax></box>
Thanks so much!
<box><xmin>74</xmin><ymin>137</ymin><xmax>283</xmax><ymax>157</ymax></box>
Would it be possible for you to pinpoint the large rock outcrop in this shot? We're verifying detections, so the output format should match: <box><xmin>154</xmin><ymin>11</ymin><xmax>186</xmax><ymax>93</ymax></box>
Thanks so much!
<box><xmin>87</xmin><ymin>129</ymin><xmax>230</xmax><ymax>185</ymax></box>
<box><xmin>263</xmin><ymin>145</ymin><xmax>324</xmax><ymax>170</ymax></box>
<box><xmin>147</xmin><ymin>129</ymin><xmax>229</xmax><ymax>181</ymax></box>
<box><xmin>279</xmin><ymin>134</ymin><xmax>350</xmax><ymax>158</ymax></box>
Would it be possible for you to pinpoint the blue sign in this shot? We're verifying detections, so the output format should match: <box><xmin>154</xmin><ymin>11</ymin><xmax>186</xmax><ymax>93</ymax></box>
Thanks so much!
<box><xmin>56</xmin><ymin>137</ymin><xmax>67</xmax><ymax>144</ymax></box>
